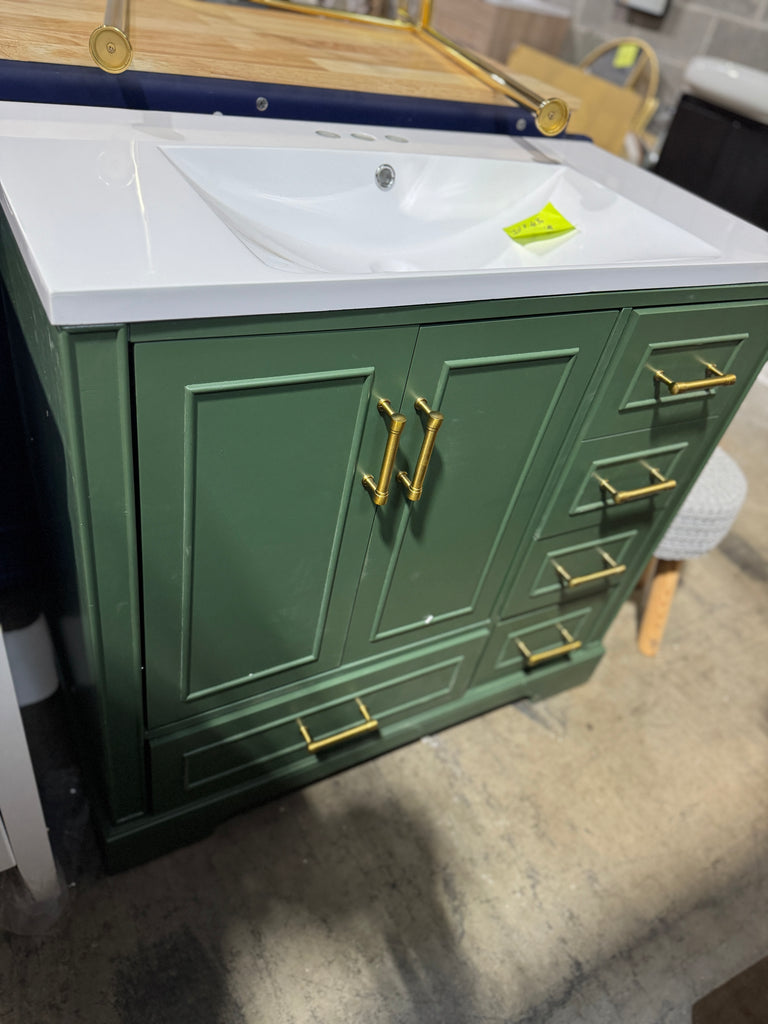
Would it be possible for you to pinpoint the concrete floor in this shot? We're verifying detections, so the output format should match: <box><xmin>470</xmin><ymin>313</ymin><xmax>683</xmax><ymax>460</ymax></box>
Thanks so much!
<box><xmin>1</xmin><ymin>373</ymin><xmax>767</xmax><ymax>1023</ymax></box>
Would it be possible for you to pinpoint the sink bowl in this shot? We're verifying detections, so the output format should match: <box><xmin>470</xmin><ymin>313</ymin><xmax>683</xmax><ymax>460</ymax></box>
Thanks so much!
<box><xmin>161</xmin><ymin>144</ymin><xmax>719</xmax><ymax>274</ymax></box>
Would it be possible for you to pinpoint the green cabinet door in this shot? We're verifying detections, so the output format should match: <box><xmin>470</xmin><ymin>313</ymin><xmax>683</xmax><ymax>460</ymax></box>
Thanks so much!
<box><xmin>134</xmin><ymin>326</ymin><xmax>417</xmax><ymax>727</ymax></box>
<box><xmin>343</xmin><ymin>310</ymin><xmax>619</xmax><ymax>661</ymax></box>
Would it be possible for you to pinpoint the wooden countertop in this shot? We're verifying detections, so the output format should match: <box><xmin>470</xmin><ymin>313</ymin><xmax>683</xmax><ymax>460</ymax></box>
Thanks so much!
<box><xmin>0</xmin><ymin>0</ymin><xmax>500</xmax><ymax>104</ymax></box>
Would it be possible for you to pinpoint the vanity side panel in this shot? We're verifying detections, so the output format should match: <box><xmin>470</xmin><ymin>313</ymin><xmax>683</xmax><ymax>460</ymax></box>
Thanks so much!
<box><xmin>0</xmin><ymin>218</ymin><xmax>145</xmax><ymax>824</ymax></box>
<box><xmin>68</xmin><ymin>329</ymin><xmax>146</xmax><ymax>822</ymax></box>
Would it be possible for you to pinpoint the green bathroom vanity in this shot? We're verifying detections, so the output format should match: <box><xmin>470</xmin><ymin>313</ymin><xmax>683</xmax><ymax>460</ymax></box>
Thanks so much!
<box><xmin>1</xmin><ymin>102</ymin><xmax>767</xmax><ymax>868</ymax></box>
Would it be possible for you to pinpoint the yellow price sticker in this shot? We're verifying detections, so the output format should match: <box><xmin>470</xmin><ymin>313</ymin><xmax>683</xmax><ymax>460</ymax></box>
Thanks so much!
<box><xmin>503</xmin><ymin>202</ymin><xmax>575</xmax><ymax>243</ymax></box>
<box><xmin>613</xmin><ymin>43</ymin><xmax>639</xmax><ymax>69</ymax></box>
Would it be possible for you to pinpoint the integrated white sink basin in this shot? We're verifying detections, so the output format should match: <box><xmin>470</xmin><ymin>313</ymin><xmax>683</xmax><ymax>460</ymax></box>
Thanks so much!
<box><xmin>2</xmin><ymin>102</ymin><xmax>767</xmax><ymax>325</ymax></box>
<box><xmin>161</xmin><ymin>144</ymin><xmax>719</xmax><ymax>275</ymax></box>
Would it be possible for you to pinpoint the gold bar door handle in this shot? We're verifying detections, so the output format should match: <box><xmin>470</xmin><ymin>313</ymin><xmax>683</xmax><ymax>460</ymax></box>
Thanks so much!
<box><xmin>298</xmin><ymin>698</ymin><xmax>379</xmax><ymax>754</ymax></box>
<box><xmin>654</xmin><ymin>362</ymin><xmax>736</xmax><ymax>395</ymax></box>
<box><xmin>553</xmin><ymin>549</ymin><xmax>627</xmax><ymax>588</ymax></box>
<box><xmin>362</xmin><ymin>399</ymin><xmax>407</xmax><ymax>506</ymax></box>
<box><xmin>597</xmin><ymin>465</ymin><xmax>676</xmax><ymax>505</ymax></box>
<box><xmin>397</xmin><ymin>397</ymin><xmax>444</xmax><ymax>502</ymax></box>
<box><xmin>516</xmin><ymin>625</ymin><xmax>582</xmax><ymax>668</ymax></box>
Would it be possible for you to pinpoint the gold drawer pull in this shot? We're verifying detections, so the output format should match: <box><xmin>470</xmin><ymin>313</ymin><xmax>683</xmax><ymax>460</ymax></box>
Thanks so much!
<box><xmin>362</xmin><ymin>399</ymin><xmax>407</xmax><ymax>506</ymax></box>
<box><xmin>516</xmin><ymin>625</ymin><xmax>582</xmax><ymax>668</ymax></box>
<box><xmin>398</xmin><ymin>397</ymin><xmax>444</xmax><ymax>502</ymax></box>
<box><xmin>597</xmin><ymin>464</ymin><xmax>676</xmax><ymax>505</ymax></box>
<box><xmin>654</xmin><ymin>362</ymin><xmax>736</xmax><ymax>395</ymax></box>
<box><xmin>298</xmin><ymin>698</ymin><xmax>379</xmax><ymax>754</ymax></box>
<box><xmin>553</xmin><ymin>549</ymin><xmax>627</xmax><ymax>588</ymax></box>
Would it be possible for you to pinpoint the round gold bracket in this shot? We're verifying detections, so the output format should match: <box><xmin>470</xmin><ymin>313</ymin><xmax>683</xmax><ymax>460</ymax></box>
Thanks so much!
<box><xmin>535</xmin><ymin>98</ymin><xmax>571</xmax><ymax>137</ymax></box>
<box><xmin>89</xmin><ymin>25</ymin><xmax>133</xmax><ymax>74</ymax></box>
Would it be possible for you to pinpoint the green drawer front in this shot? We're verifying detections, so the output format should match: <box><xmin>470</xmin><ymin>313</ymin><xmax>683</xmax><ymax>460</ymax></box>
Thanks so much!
<box><xmin>150</xmin><ymin>628</ymin><xmax>489</xmax><ymax>811</ymax></box>
<box><xmin>498</xmin><ymin>526</ymin><xmax>642</xmax><ymax>621</ymax></box>
<box><xmin>474</xmin><ymin>603</ymin><xmax>605</xmax><ymax>689</ymax></box>
<box><xmin>537</xmin><ymin>421</ymin><xmax>718</xmax><ymax>539</ymax></box>
<box><xmin>585</xmin><ymin>301</ymin><xmax>768</xmax><ymax>438</ymax></box>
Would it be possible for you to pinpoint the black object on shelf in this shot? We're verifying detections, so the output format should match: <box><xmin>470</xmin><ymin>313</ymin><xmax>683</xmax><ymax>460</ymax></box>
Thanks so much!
<box><xmin>0</xmin><ymin>293</ymin><xmax>41</xmax><ymax>630</ymax></box>
<box><xmin>655</xmin><ymin>94</ymin><xmax>768</xmax><ymax>232</ymax></box>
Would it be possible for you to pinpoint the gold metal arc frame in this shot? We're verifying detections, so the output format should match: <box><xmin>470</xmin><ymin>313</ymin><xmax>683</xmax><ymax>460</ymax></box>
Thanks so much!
<box><xmin>417</xmin><ymin>23</ymin><xmax>570</xmax><ymax>136</ymax></box>
<box><xmin>89</xmin><ymin>0</ymin><xmax>571</xmax><ymax>134</ymax></box>
<box><xmin>247</xmin><ymin>0</ymin><xmax>570</xmax><ymax>135</ymax></box>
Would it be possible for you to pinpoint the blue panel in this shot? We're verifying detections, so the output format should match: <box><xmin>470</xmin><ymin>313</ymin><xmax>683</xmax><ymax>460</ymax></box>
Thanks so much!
<box><xmin>0</xmin><ymin>58</ymin><xmax>561</xmax><ymax>137</ymax></box>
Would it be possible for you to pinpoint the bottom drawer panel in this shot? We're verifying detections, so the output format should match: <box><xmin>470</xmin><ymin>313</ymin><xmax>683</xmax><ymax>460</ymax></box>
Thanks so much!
<box><xmin>150</xmin><ymin>628</ymin><xmax>489</xmax><ymax>811</ymax></box>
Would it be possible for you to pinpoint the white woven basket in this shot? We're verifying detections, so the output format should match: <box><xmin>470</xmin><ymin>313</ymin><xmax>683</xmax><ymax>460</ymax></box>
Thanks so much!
<box><xmin>654</xmin><ymin>447</ymin><xmax>747</xmax><ymax>561</ymax></box>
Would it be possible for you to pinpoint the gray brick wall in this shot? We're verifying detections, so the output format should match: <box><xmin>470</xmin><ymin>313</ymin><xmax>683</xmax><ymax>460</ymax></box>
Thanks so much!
<box><xmin>560</xmin><ymin>0</ymin><xmax>768</xmax><ymax>121</ymax></box>
<box><xmin>347</xmin><ymin>0</ymin><xmax>768</xmax><ymax>133</ymax></box>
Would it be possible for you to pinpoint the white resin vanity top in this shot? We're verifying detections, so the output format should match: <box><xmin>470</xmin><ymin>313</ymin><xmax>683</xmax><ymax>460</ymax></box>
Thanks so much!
<box><xmin>0</xmin><ymin>101</ymin><xmax>766</xmax><ymax>326</ymax></box>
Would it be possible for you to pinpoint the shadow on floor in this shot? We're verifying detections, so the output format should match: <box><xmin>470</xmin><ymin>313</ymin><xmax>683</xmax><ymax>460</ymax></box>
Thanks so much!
<box><xmin>4</xmin><ymin>781</ymin><xmax>488</xmax><ymax>1024</ymax></box>
<box><xmin>173</xmin><ymin>792</ymin><xmax>486</xmax><ymax>1024</ymax></box>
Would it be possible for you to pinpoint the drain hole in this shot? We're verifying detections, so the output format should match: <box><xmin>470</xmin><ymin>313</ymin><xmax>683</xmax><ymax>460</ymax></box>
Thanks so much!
<box><xmin>375</xmin><ymin>163</ymin><xmax>396</xmax><ymax>191</ymax></box>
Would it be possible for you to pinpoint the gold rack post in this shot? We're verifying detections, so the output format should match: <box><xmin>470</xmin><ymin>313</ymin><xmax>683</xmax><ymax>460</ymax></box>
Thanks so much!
<box><xmin>243</xmin><ymin>0</ymin><xmax>411</xmax><ymax>29</ymax></box>
<box><xmin>418</xmin><ymin>23</ymin><xmax>569</xmax><ymax>136</ymax></box>
<box><xmin>244</xmin><ymin>0</ymin><xmax>569</xmax><ymax>133</ymax></box>
<box><xmin>90</xmin><ymin>0</ymin><xmax>133</xmax><ymax>73</ymax></box>
<box><xmin>89</xmin><ymin>0</ymin><xmax>570</xmax><ymax>133</ymax></box>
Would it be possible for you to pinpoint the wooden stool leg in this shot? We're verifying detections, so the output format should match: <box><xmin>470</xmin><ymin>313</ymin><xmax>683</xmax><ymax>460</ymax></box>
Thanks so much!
<box><xmin>637</xmin><ymin>558</ymin><xmax>683</xmax><ymax>657</ymax></box>
<box><xmin>636</xmin><ymin>556</ymin><xmax>658</xmax><ymax>595</ymax></box>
